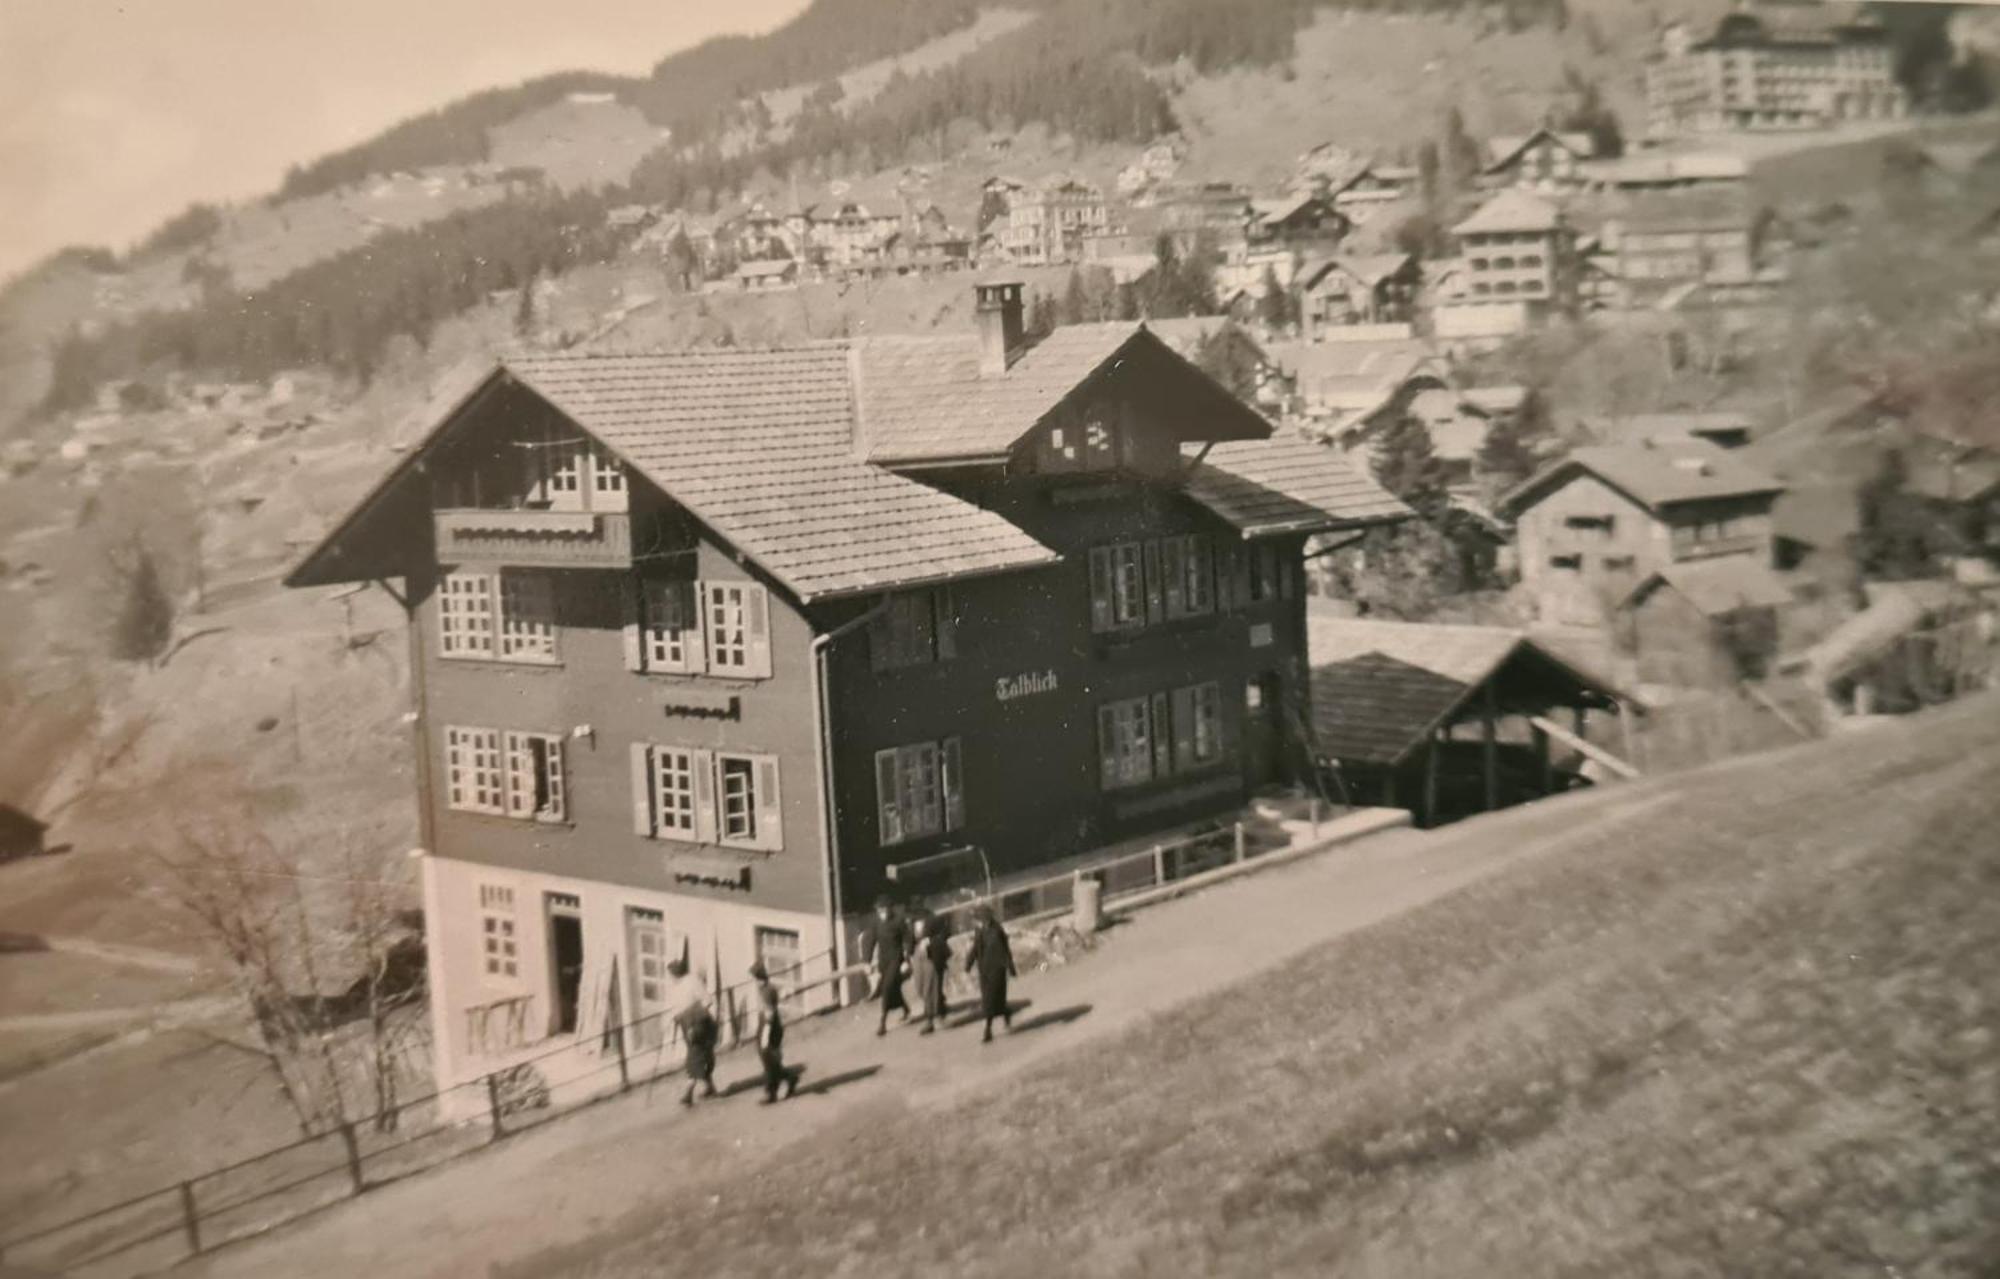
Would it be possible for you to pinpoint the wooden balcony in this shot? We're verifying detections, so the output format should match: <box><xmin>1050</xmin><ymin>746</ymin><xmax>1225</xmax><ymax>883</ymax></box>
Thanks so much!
<box><xmin>434</xmin><ymin>508</ymin><xmax>634</xmax><ymax>570</ymax></box>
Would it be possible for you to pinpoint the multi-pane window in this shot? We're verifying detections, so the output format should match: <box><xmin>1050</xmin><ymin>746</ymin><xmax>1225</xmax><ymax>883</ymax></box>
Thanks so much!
<box><xmin>526</xmin><ymin>431</ymin><xmax>626</xmax><ymax>513</ymax></box>
<box><xmin>440</xmin><ymin>570</ymin><xmax>558</xmax><ymax>664</ymax></box>
<box><xmin>1097</xmin><ymin>681</ymin><xmax>1225</xmax><ymax>791</ymax></box>
<box><xmin>1160</xmin><ymin>534</ymin><xmax>1214</xmax><ymax>618</ymax></box>
<box><xmin>589</xmin><ymin>442</ymin><xmax>626</xmax><ymax>499</ymax></box>
<box><xmin>869</xmin><ymin>588</ymin><xmax>958</xmax><ymax>671</ymax></box>
<box><xmin>623</xmin><ymin>577</ymin><xmax>770</xmax><ymax>679</ymax></box>
<box><xmin>631</xmin><ymin>744</ymin><xmax>782</xmax><ymax>851</ymax></box>
<box><xmin>446</xmin><ymin>727</ymin><xmax>505</xmax><ymax>813</ymax></box>
<box><xmin>448</xmin><ymin>726</ymin><xmax>565</xmax><ymax>822</ymax></box>
<box><xmin>1247</xmin><ymin>543</ymin><xmax>1285</xmax><ymax>603</ymax></box>
<box><xmin>479</xmin><ymin>884</ymin><xmax>519</xmax><ymax>982</ymax></box>
<box><xmin>874</xmin><ymin>737</ymin><xmax>965</xmax><ymax>846</ymax></box>
<box><xmin>497</xmin><ymin>573</ymin><xmax>558</xmax><ymax>663</ymax></box>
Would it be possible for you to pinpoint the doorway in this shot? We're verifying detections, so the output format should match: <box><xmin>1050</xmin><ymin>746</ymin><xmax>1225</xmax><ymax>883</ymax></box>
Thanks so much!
<box><xmin>626</xmin><ymin>907</ymin><xmax>670</xmax><ymax>1049</ymax></box>
<box><xmin>546</xmin><ymin>894</ymin><xmax>584</xmax><ymax>1036</ymax></box>
<box><xmin>1243</xmin><ymin>673</ymin><xmax>1283</xmax><ymax>790</ymax></box>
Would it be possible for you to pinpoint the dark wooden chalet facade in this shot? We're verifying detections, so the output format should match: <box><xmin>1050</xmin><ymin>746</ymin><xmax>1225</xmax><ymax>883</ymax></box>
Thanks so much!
<box><xmin>286</xmin><ymin>283</ymin><xmax>1405</xmax><ymax>1101</ymax></box>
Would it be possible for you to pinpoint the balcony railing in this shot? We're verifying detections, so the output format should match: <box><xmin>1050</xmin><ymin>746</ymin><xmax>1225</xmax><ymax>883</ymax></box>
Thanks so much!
<box><xmin>433</xmin><ymin>508</ymin><xmax>633</xmax><ymax>569</ymax></box>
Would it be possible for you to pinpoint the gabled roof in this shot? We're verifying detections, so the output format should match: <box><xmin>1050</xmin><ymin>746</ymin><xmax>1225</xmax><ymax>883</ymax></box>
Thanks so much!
<box><xmin>1590</xmin><ymin>411</ymin><xmax>1757</xmax><ymax>447</ymax></box>
<box><xmin>1303</xmin><ymin>253</ymin><xmax>1415</xmax><ymax>291</ymax></box>
<box><xmin>1183</xmin><ymin>437</ymin><xmax>1408</xmax><ymax>537</ymax></box>
<box><xmin>1485</xmin><ymin>128</ymin><xmax>1594</xmax><ymax>172</ymax></box>
<box><xmin>1500</xmin><ymin>439</ymin><xmax>1785</xmax><ymax>516</ymax></box>
<box><xmin>1454</xmin><ymin>190</ymin><xmax>1563</xmax><ymax>236</ymax></box>
<box><xmin>1585</xmin><ymin>152</ymin><xmax>1748</xmax><ymax>187</ymax></box>
<box><xmin>854</xmin><ymin>322</ymin><xmax>1271</xmax><ymax>465</ymax></box>
<box><xmin>1622</xmin><ymin>557</ymin><xmax>1793</xmax><ymax>617</ymax></box>
<box><xmin>1306</xmin><ymin>617</ymin><xmax>1628</xmax><ymax>764</ymax></box>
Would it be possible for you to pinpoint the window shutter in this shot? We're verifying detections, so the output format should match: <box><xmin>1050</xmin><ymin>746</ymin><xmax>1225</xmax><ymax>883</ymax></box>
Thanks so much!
<box><xmin>630</xmin><ymin>743</ymin><xmax>656</xmax><ymax>837</ymax></box>
<box><xmin>1087</xmin><ymin>547</ymin><xmax>1113</xmax><ymax>633</ymax></box>
<box><xmin>1162</xmin><ymin>538</ymin><xmax>1186</xmax><ymax>618</ymax></box>
<box><xmin>874</xmin><ymin>749</ymin><xmax>903</xmax><ymax>846</ymax></box>
<box><xmin>1142</xmin><ymin>540</ymin><xmax>1165</xmax><ymax>625</ymax></box>
<box><xmin>1097</xmin><ymin>705</ymin><xmax>1120</xmax><ymax>790</ymax></box>
<box><xmin>685</xmin><ymin>582</ymin><xmax>709</xmax><ymax>674</ymax></box>
<box><xmin>621</xmin><ymin>579</ymin><xmax>644</xmax><ymax>671</ymax></box>
<box><xmin>934</xmin><ymin>587</ymin><xmax>957</xmax><ymax>660</ymax></box>
<box><xmin>1171</xmin><ymin>687</ymin><xmax>1198</xmax><ymax>773</ymax></box>
<box><xmin>542</xmin><ymin>737</ymin><xmax>566</xmax><ymax>822</ymax></box>
<box><xmin>1234</xmin><ymin>545</ymin><xmax>1254</xmax><ymax>607</ymax></box>
<box><xmin>691</xmin><ymin>748</ymin><xmax>718</xmax><ymax>845</ymax></box>
<box><xmin>753</xmin><ymin>754</ymin><xmax>783</xmax><ymax>851</ymax></box>
<box><xmin>941</xmin><ymin>737</ymin><xmax>964</xmax><ymax>831</ymax></box>
<box><xmin>744</xmin><ymin>585</ymin><xmax>772</xmax><ymax>678</ymax></box>
<box><xmin>1150</xmin><ymin>692</ymin><xmax>1173</xmax><ymax>779</ymax></box>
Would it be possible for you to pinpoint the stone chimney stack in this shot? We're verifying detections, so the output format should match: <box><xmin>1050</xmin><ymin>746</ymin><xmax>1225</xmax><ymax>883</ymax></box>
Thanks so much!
<box><xmin>975</xmin><ymin>280</ymin><xmax>1026</xmax><ymax>378</ymax></box>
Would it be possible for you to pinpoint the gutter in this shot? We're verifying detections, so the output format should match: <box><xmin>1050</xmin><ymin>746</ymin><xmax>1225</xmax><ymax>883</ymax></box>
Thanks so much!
<box><xmin>810</xmin><ymin>597</ymin><xmax>893</xmax><ymax>1002</ymax></box>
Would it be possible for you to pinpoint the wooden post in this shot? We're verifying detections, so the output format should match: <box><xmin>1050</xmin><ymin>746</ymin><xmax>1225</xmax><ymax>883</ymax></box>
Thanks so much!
<box><xmin>1534</xmin><ymin>722</ymin><xmax>1553</xmax><ymax>796</ymax></box>
<box><xmin>1422</xmin><ymin>730</ymin><xmax>1440</xmax><ymax>828</ymax></box>
<box><xmin>1233</xmin><ymin>821</ymin><xmax>1247</xmax><ymax>863</ymax></box>
<box><xmin>339</xmin><ymin>1120</ymin><xmax>365</xmax><ymax>1196</ymax></box>
<box><xmin>1573</xmin><ymin>704</ymin><xmax>1587</xmax><ymax>740</ymax></box>
<box><xmin>179</xmin><ymin>1180</ymin><xmax>202</xmax><ymax>1256</ymax></box>
<box><xmin>486</xmin><ymin>1074</ymin><xmax>505</xmax><ymax>1142</ymax></box>
<box><xmin>615</xmin><ymin>1018</ymin><xmax>632</xmax><ymax>1094</ymax></box>
<box><xmin>1152</xmin><ymin>844</ymin><xmax>1167</xmax><ymax>887</ymax></box>
<box><xmin>1482</xmin><ymin>685</ymin><xmax>1500</xmax><ymax>812</ymax></box>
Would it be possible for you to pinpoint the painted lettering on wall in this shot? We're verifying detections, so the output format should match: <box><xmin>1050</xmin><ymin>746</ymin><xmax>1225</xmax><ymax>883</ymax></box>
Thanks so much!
<box><xmin>995</xmin><ymin>669</ymin><xmax>1060</xmax><ymax>702</ymax></box>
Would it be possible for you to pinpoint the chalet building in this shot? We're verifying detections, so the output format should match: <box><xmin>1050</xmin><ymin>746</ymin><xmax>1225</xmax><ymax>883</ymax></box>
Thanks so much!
<box><xmin>1297</xmin><ymin>253</ymin><xmax>1421</xmax><ymax>335</ymax></box>
<box><xmin>285</xmin><ymin>284</ymin><xmax>1405</xmax><ymax>1106</ymax></box>
<box><xmin>1266</xmin><ymin>337</ymin><xmax>1451</xmax><ymax>437</ymax></box>
<box><xmin>1500</xmin><ymin>438</ymin><xmax>1786</xmax><ymax>626</ymax></box>
<box><xmin>1594</xmin><ymin>190</ymin><xmax>1784</xmax><ymax>305</ymax></box>
<box><xmin>998</xmin><ymin>178</ymin><xmax>1109</xmax><ymax>266</ymax></box>
<box><xmin>1248</xmin><ymin>191</ymin><xmax>1352</xmax><ymax>248</ymax></box>
<box><xmin>1580</xmin><ymin>151</ymin><xmax>1749</xmax><ymax>192</ymax></box>
<box><xmin>1482</xmin><ymin>128</ymin><xmax>1597</xmax><ymax>193</ymax></box>
<box><xmin>1618</xmin><ymin>557</ymin><xmax>1794</xmax><ymax>686</ymax></box>
<box><xmin>1643</xmin><ymin>0</ymin><xmax>1906</xmax><ymax>139</ymax></box>
<box><xmin>1435</xmin><ymin>191</ymin><xmax>1575</xmax><ymax>340</ymax></box>
<box><xmin>1322</xmin><ymin>161</ymin><xmax>1417</xmax><ymax>222</ymax></box>
<box><xmin>1147</xmin><ymin>182</ymin><xmax>1256</xmax><ymax>257</ymax></box>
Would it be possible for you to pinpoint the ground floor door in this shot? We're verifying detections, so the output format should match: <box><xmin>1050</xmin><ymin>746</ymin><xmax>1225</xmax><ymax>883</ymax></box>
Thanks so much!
<box><xmin>1243</xmin><ymin>673</ymin><xmax>1283</xmax><ymax>790</ymax></box>
<box><xmin>546</xmin><ymin>894</ymin><xmax>584</xmax><ymax>1036</ymax></box>
<box><xmin>627</xmin><ymin>907</ymin><xmax>670</xmax><ymax>1050</ymax></box>
<box><xmin>754</xmin><ymin>925</ymin><xmax>804</xmax><ymax>1013</ymax></box>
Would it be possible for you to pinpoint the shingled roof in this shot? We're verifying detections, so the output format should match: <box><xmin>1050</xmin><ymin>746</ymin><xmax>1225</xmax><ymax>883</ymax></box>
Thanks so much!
<box><xmin>1500</xmin><ymin>439</ymin><xmax>1785</xmax><ymax>517</ymax></box>
<box><xmin>1622</xmin><ymin>557</ymin><xmax>1794</xmax><ymax>617</ymax></box>
<box><xmin>1183</xmin><ymin>437</ymin><xmax>1408</xmax><ymax>537</ymax></box>
<box><xmin>1454</xmin><ymin>191</ymin><xmax>1563</xmax><ymax>237</ymax></box>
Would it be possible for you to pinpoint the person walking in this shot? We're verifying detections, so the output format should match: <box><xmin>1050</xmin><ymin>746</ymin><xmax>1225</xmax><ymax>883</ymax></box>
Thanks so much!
<box><xmin>860</xmin><ymin>895</ymin><xmax>912</xmax><ymax>1037</ymax></box>
<box><xmin>665</xmin><ymin>958</ymin><xmax>719</xmax><ymax>1107</ymax></box>
<box><xmin>913</xmin><ymin>911</ymin><xmax>954</xmax><ymax>1035</ymax></box>
<box><xmin>965</xmin><ymin>907</ymin><xmax>1016</xmax><ymax>1044</ymax></box>
<box><xmin>749</xmin><ymin>962</ymin><xmax>800</xmax><ymax>1104</ymax></box>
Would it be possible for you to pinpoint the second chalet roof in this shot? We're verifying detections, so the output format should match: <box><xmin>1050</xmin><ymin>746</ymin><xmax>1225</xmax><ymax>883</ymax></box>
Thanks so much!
<box><xmin>1622</xmin><ymin>557</ymin><xmax>1794</xmax><ymax>617</ymax></box>
<box><xmin>1499</xmin><ymin>439</ymin><xmax>1785</xmax><ymax>516</ymax></box>
<box><xmin>852</xmin><ymin>321</ymin><xmax>1269</xmax><ymax>465</ymax></box>
<box><xmin>1182</xmin><ymin>437</ymin><xmax>1409</xmax><ymax>536</ymax></box>
<box><xmin>1454</xmin><ymin>190</ymin><xmax>1563</xmax><ymax>236</ymax></box>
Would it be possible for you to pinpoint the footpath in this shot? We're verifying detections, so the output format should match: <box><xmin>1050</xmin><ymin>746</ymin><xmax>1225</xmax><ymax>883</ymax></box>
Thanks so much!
<box><xmin>179</xmin><ymin>783</ymin><xmax>1676</xmax><ymax>1279</ymax></box>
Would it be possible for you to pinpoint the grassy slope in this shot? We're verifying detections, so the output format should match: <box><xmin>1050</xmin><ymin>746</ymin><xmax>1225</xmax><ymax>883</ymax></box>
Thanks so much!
<box><xmin>568</xmin><ymin>695</ymin><xmax>2000</xmax><ymax>1279</ymax></box>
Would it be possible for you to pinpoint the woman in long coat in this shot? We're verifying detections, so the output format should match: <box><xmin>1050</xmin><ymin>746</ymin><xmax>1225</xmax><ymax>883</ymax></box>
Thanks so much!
<box><xmin>964</xmin><ymin>909</ymin><xmax>1016</xmax><ymax>1044</ymax></box>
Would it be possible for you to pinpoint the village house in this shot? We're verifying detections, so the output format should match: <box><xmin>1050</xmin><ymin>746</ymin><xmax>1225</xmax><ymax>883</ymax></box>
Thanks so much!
<box><xmin>998</xmin><ymin>177</ymin><xmax>1109</xmax><ymax>266</ymax></box>
<box><xmin>1901</xmin><ymin>433</ymin><xmax>2000</xmax><ymax>576</ymax></box>
<box><xmin>1322</xmin><ymin>160</ymin><xmax>1417</xmax><ymax>222</ymax></box>
<box><xmin>1297</xmin><ymin>253</ymin><xmax>1421</xmax><ymax>336</ymax></box>
<box><xmin>1586</xmin><ymin>411</ymin><xmax>1757</xmax><ymax>452</ymax></box>
<box><xmin>283</xmin><ymin>282</ymin><xmax>1405</xmax><ymax>1112</ymax></box>
<box><xmin>1643</xmin><ymin>0</ymin><xmax>1906</xmax><ymax>139</ymax></box>
<box><xmin>1434</xmin><ymin>191</ymin><xmax>1576</xmax><ymax>340</ymax></box>
<box><xmin>733</xmin><ymin>258</ymin><xmax>799</xmax><ymax>291</ymax></box>
<box><xmin>1146</xmin><ymin>181</ymin><xmax>1256</xmax><ymax>259</ymax></box>
<box><xmin>1500</xmin><ymin>438</ymin><xmax>1787</xmax><ymax>626</ymax></box>
<box><xmin>1593</xmin><ymin>189</ymin><xmax>1784</xmax><ymax>306</ymax></box>
<box><xmin>1482</xmin><ymin>128</ymin><xmax>1598</xmax><ymax>193</ymax></box>
<box><xmin>1248</xmin><ymin>190</ymin><xmax>1352</xmax><ymax>249</ymax></box>
<box><xmin>1580</xmin><ymin>150</ymin><xmax>1750</xmax><ymax>192</ymax></box>
<box><xmin>1267</xmin><ymin>337</ymin><xmax>1452</xmax><ymax>437</ymax></box>
<box><xmin>1618</xmin><ymin>557</ymin><xmax>1795</xmax><ymax>686</ymax></box>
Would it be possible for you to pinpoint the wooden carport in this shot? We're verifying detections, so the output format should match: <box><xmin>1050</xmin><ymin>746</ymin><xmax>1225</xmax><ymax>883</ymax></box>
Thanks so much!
<box><xmin>1305</xmin><ymin>618</ymin><xmax>1639</xmax><ymax>828</ymax></box>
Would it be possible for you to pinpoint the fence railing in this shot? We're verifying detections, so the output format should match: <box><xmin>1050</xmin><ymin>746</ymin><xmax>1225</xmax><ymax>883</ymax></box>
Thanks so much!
<box><xmin>0</xmin><ymin>947</ymin><xmax>848</xmax><ymax>1279</ymax></box>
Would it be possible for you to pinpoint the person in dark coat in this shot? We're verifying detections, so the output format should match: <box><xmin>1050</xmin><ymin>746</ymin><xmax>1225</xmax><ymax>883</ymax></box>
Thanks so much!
<box><xmin>665</xmin><ymin>958</ymin><xmax>718</xmax><ymax>1107</ymax></box>
<box><xmin>860</xmin><ymin>896</ymin><xmax>912</xmax><ymax>1037</ymax></box>
<box><xmin>965</xmin><ymin>908</ymin><xmax>1017</xmax><ymax>1043</ymax></box>
<box><xmin>912</xmin><ymin>911</ymin><xmax>954</xmax><ymax>1035</ymax></box>
<box><xmin>749</xmin><ymin>962</ymin><xmax>800</xmax><ymax>1104</ymax></box>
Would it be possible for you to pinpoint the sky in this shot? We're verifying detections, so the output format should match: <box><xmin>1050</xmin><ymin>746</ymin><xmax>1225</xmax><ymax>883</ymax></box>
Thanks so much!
<box><xmin>0</xmin><ymin>0</ymin><xmax>810</xmax><ymax>281</ymax></box>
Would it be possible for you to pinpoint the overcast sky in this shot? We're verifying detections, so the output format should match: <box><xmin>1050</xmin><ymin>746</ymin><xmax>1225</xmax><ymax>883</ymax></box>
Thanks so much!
<box><xmin>0</xmin><ymin>0</ymin><xmax>809</xmax><ymax>281</ymax></box>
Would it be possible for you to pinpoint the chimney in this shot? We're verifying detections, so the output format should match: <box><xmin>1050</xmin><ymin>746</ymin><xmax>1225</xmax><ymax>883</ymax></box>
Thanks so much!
<box><xmin>975</xmin><ymin>280</ymin><xmax>1026</xmax><ymax>377</ymax></box>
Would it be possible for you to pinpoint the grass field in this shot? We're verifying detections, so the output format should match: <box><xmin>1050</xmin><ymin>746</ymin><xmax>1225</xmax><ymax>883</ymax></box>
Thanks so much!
<box><xmin>565</xmin><ymin>696</ymin><xmax>2000</xmax><ymax>1278</ymax></box>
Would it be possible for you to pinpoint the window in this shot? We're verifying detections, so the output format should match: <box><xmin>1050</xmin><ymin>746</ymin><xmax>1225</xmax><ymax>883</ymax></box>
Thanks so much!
<box><xmin>870</xmin><ymin>588</ymin><xmax>957</xmax><ymax>671</ymax></box>
<box><xmin>479</xmin><ymin>885</ymin><xmax>519</xmax><ymax>982</ymax></box>
<box><xmin>447</xmin><ymin>727</ymin><xmax>504</xmax><ymax>814</ymax></box>
<box><xmin>631</xmin><ymin>744</ymin><xmax>782</xmax><ymax>851</ymax></box>
<box><xmin>1087</xmin><ymin>542</ymin><xmax>1148</xmax><ymax>633</ymax></box>
<box><xmin>638</xmin><ymin>579</ymin><xmax>700</xmax><ymax>673</ymax></box>
<box><xmin>504</xmin><ymin>732</ymin><xmax>567</xmax><ymax>823</ymax></box>
<box><xmin>1091</xmin><ymin>536</ymin><xmax>1214</xmax><ymax>631</ymax></box>
<box><xmin>1161</xmin><ymin>534</ymin><xmax>1214</xmax><ymax>618</ymax></box>
<box><xmin>1248</xmin><ymin>542</ymin><xmax>1285</xmax><ymax>603</ymax></box>
<box><xmin>1099</xmin><ymin>682</ymin><xmax>1224</xmax><ymax>791</ymax></box>
<box><xmin>704</xmin><ymin>583</ymin><xmax>771</xmax><ymax>678</ymax></box>
<box><xmin>1550</xmin><ymin>554</ymin><xmax>1583</xmax><ymax>570</ymax></box>
<box><xmin>874</xmin><ymin>737</ymin><xmax>965</xmax><ymax>845</ymax></box>
<box><xmin>440</xmin><ymin>570</ymin><xmax>558</xmax><ymax>664</ymax></box>
<box><xmin>498</xmin><ymin>573</ymin><xmax>558</xmax><ymax>663</ymax></box>
<box><xmin>622</xmin><ymin>578</ymin><xmax>771</xmax><ymax>679</ymax></box>
<box><xmin>1564</xmin><ymin>514</ymin><xmax>1616</xmax><ymax>536</ymax></box>
<box><xmin>448</xmin><ymin>726</ymin><xmax>565</xmax><ymax>821</ymax></box>
<box><xmin>589</xmin><ymin>443</ymin><xmax>626</xmax><ymax>499</ymax></box>
<box><xmin>1603</xmin><ymin>555</ymin><xmax>1637</xmax><ymax>572</ymax></box>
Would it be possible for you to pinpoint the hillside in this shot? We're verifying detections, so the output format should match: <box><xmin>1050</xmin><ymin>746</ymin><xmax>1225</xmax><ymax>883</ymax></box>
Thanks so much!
<box><xmin>551</xmin><ymin>694</ymin><xmax>2000</xmax><ymax>1278</ymax></box>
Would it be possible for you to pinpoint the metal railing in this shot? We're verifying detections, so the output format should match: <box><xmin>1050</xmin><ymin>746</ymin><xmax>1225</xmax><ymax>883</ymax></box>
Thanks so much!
<box><xmin>0</xmin><ymin>947</ymin><xmax>849</xmax><ymax>1279</ymax></box>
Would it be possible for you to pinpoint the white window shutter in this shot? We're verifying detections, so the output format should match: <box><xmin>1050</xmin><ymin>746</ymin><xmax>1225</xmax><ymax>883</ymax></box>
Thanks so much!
<box><xmin>1171</xmin><ymin>687</ymin><xmax>1198</xmax><ymax>774</ymax></box>
<box><xmin>504</xmin><ymin>733</ymin><xmax>532</xmax><ymax>818</ymax></box>
<box><xmin>941</xmin><ymin>737</ymin><xmax>964</xmax><ymax>832</ymax></box>
<box><xmin>1087</xmin><ymin>547</ymin><xmax>1113</xmax><ymax>633</ymax></box>
<box><xmin>542</xmin><ymin>736</ymin><xmax>566</xmax><ymax>822</ymax></box>
<box><xmin>691</xmin><ymin>748</ymin><xmax>717</xmax><ymax>845</ymax></box>
<box><xmin>753</xmin><ymin>754</ymin><xmax>783</xmax><ymax>851</ymax></box>
<box><xmin>1142</xmin><ymin>539</ymin><xmax>1165</xmax><ymax>625</ymax></box>
<box><xmin>629</xmin><ymin>743</ymin><xmax>655</xmax><ymax>836</ymax></box>
<box><xmin>686</xmin><ymin>581</ymin><xmax>709</xmax><ymax>674</ymax></box>
<box><xmin>744</xmin><ymin>585</ymin><xmax>772</xmax><ymax>678</ymax></box>
<box><xmin>1150</xmin><ymin>693</ymin><xmax>1173</xmax><ymax>779</ymax></box>
<box><xmin>621</xmin><ymin>579</ymin><xmax>644</xmax><ymax>671</ymax></box>
<box><xmin>875</xmin><ymin>749</ymin><xmax>903</xmax><ymax>846</ymax></box>
<box><xmin>1097</xmin><ymin>705</ymin><xmax>1119</xmax><ymax>790</ymax></box>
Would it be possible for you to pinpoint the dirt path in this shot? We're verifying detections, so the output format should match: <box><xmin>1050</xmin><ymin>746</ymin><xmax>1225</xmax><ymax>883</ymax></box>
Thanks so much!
<box><xmin>180</xmin><ymin>782</ymin><xmax>1682</xmax><ymax>1279</ymax></box>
